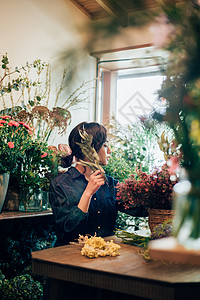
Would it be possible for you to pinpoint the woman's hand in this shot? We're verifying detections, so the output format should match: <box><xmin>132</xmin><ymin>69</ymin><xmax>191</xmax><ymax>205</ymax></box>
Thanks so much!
<box><xmin>86</xmin><ymin>170</ymin><xmax>105</xmax><ymax>195</ymax></box>
<box><xmin>78</xmin><ymin>170</ymin><xmax>105</xmax><ymax>213</ymax></box>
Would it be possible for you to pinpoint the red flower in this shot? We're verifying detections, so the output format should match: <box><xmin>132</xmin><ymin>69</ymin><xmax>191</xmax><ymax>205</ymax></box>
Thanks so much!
<box><xmin>7</xmin><ymin>120</ymin><xmax>20</xmax><ymax>127</ymax></box>
<box><xmin>41</xmin><ymin>152</ymin><xmax>48</xmax><ymax>158</ymax></box>
<box><xmin>23</xmin><ymin>124</ymin><xmax>32</xmax><ymax>131</ymax></box>
<box><xmin>0</xmin><ymin>120</ymin><xmax>6</xmax><ymax>124</ymax></box>
<box><xmin>1</xmin><ymin>116</ymin><xmax>11</xmax><ymax>119</ymax></box>
<box><xmin>7</xmin><ymin>142</ymin><xmax>14</xmax><ymax>148</ymax></box>
<box><xmin>116</xmin><ymin>163</ymin><xmax>177</xmax><ymax>210</ymax></box>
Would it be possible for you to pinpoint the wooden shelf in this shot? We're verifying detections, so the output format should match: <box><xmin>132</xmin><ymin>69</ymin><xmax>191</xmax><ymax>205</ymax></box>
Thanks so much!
<box><xmin>0</xmin><ymin>210</ymin><xmax>54</xmax><ymax>236</ymax></box>
<box><xmin>149</xmin><ymin>237</ymin><xmax>200</xmax><ymax>266</ymax></box>
<box><xmin>0</xmin><ymin>210</ymin><xmax>52</xmax><ymax>221</ymax></box>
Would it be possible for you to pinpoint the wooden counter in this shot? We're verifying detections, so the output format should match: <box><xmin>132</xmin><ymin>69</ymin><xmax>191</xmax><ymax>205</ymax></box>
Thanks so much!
<box><xmin>32</xmin><ymin>238</ymin><xmax>200</xmax><ymax>300</ymax></box>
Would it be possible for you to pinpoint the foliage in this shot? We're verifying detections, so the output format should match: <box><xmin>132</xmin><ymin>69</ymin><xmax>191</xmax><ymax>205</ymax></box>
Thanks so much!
<box><xmin>0</xmin><ymin>224</ymin><xmax>56</xmax><ymax>278</ymax></box>
<box><xmin>103</xmin><ymin>146</ymin><xmax>133</xmax><ymax>182</ymax></box>
<box><xmin>0</xmin><ymin>115</ymin><xmax>34</xmax><ymax>174</ymax></box>
<box><xmin>115</xmin><ymin>230</ymin><xmax>149</xmax><ymax>248</ymax></box>
<box><xmin>0</xmin><ymin>115</ymin><xmax>59</xmax><ymax>206</ymax></box>
<box><xmin>150</xmin><ymin>1</ymin><xmax>200</xmax><ymax>244</ymax></box>
<box><xmin>10</xmin><ymin>140</ymin><xmax>58</xmax><ymax>209</ymax></box>
<box><xmin>152</xmin><ymin>2</ymin><xmax>200</xmax><ymax>183</ymax></box>
<box><xmin>0</xmin><ymin>223</ymin><xmax>56</xmax><ymax>299</ymax></box>
<box><xmin>0</xmin><ymin>274</ymin><xmax>43</xmax><ymax>300</ymax></box>
<box><xmin>116</xmin><ymin>220</ymin><xmax>172</xmax><ymax>248</ymax></box>
<box><xmin>116</xmin><ymin>164</ymin><xmax>177</xmax><ymax>210</ymax></box>
<box><xmin>0</xmin><ymin>54</ymin><xmax>90</xmax><ymax>143</ymax></box>
<box><xmin>107</xmin><ymin>116</ymin><xmax>173</xmax><ymax>174</ymax></box>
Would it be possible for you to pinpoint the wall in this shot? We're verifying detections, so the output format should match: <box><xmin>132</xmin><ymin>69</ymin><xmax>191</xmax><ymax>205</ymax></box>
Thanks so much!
<box><xmin>0</xmin><ymin>0</ymin><xmax>96</xmax><ymax>145</ymax></box>
<box><xmin>0</xmin><ymin>0</ymin><xmax>154</xmax><ymax>146</ymax></box>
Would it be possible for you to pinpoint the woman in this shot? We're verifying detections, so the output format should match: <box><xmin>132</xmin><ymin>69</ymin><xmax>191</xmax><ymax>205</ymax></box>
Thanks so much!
<box><xmin>49</xmin><ymin>121</ymin><xmax>147</xmax><ymax>247</ymax></box>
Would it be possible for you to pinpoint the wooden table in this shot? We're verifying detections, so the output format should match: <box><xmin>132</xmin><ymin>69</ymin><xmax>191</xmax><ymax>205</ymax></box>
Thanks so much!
<box><xmin>32</xmin><ymin>237</ymin><xmax>200</xmax><ymax>300</ymax></box>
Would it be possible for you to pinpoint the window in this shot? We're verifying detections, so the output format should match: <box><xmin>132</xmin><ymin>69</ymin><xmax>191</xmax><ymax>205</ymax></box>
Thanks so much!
<box><xmin>94</xmin><ymin>46</ymin><xmax>168</xmax><ymax>125</ymax></box>
<box><xmin>116</xmin><ymin>72</ymin><xmax>164</xmax><ymax>125</ymax></box>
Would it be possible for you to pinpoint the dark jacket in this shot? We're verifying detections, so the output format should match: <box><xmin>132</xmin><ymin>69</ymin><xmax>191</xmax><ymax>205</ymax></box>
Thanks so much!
<box><xmin>49</xmin><ymin>167</ymin><xmax>147</xmax><ymax>246</ymax></box>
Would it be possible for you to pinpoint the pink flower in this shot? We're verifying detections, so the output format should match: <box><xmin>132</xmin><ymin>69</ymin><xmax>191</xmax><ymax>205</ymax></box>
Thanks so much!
<box><xmin>7</xmin><ymin>120</ymin><xmax>20</xmax><ymax>127</ymax></box>
<box><xmin>23</xmin><ymin>124</ymin><xmax>32</xmax><ymax>131</ymax></box>
<box><xmin>1</xmin><ymin>115</ymin><xmax>11</xmax><ymax>119</ymax></box>
<box><xmin>0</xmin><ymin>124</ymin><xmax>4</xmax><ymax>127</ymax></box>
<box><xmin>149</xmin><ymin>14</ymin><xmax>175</xmax><ymax>49</ymax></box>
<box><xmin>7</xmin><ymin>142</ymin><xmax>14</xmax><ymax>148</ymax></box>
<box><xmin>0</xmin><ymin>120</ymin><xmax>6</xmax><ymax>124</ymax></box>
<box><xmin>58</xmin><ymin>144</ymin><xmax>72</xmax><ymax>157</ymax></box>
<box><xmin>28</xmin><ymin>130</ymin><xmax>33</xmax><ymax>135</ymax></box>
<box><xmin>41</xmin><ymin>152</ymin><xmax>48</xmax><ymax>158</ymax></box>
<box><xmin>167</xmin><ymin>156</ymin><xmax>180</xmax><ymax>174</ymax></box>
<box><xmin>18</xmin><ymin>121</ymin><xmax>26</xmax><ymax>125</ymax></box>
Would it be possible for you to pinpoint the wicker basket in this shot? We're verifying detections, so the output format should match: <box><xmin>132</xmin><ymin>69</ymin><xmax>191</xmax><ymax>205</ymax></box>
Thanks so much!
<box><xmin>148</xmin><ymin>209</ymin><xmax>174</xmax><ymax>232</ymax></box>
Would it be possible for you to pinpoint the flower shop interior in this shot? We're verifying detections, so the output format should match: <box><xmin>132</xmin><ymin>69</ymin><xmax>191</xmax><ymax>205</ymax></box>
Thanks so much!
<box><xmin>0</xmin><ymin>0</ymin><xmax>200</xmax><ymax>299</ymax></box>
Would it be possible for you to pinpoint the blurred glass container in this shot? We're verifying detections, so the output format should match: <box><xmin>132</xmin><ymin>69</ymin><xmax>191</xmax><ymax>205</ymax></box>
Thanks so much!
<box><xmin>173</xmin><ymin>178</ymin><xmax>200</xmax><ymax>250</ymax></box>
<box><xmin>41</xmin><ymin>190</ymin><xmax>51</xmax><ymax>211</ymax></box>
<box><xmin>19</xmin><ymin>188</ymin><xmax>43</xmax><ymax>212</ymax></box>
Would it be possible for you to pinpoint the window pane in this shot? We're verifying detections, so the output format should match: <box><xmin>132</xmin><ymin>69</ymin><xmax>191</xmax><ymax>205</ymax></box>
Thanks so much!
<box><xmin>116</xmin><ymin>75</ymin><xmax>163</xmax><ymax>125</ymax></box>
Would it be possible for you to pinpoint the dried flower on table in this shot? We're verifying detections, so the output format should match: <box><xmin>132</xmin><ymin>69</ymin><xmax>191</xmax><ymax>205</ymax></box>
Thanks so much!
<box><xmin>72</xmin><ymin>235</ymin><xmax>121</xmax><ymax>258</ymax></box>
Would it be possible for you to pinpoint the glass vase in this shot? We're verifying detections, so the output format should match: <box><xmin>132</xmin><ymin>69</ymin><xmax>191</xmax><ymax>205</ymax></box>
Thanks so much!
<box><xmin>19</xmin><ymin>188</ymin><xmax>43</xmax><ymax>212</ymax></box>
<box><xmin>173</xmin><ymin>178</ymin><xmax>200</xmax><ymax>250</ymax></box>
<box><xmin>41</xmin><ymin>190</ymin><xmax>51</xmax><ymax>211</ymax></box>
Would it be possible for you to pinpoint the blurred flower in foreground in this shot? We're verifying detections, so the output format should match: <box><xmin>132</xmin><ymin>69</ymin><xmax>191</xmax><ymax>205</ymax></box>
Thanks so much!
<box><xmin>149</xmin><ymin>14</ymin><xmax>175</xmax><ymax>48</ymax></box>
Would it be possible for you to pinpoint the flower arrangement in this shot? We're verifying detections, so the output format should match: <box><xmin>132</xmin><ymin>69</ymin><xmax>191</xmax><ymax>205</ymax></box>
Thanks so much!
<box><xmin>0</xmin><ymin>115</ymin><xmax>33</xmax><ymax>174</ymax></box>
<box><xmin>116</xmin><ymin>164</ymin><xmax>177</xmax><ymax>210</ymax></box>
<box><xmin>0</xmin><ymin>55</ymin><xmax>90</xmax><ymax>143</ymax></box>
<box><xmin>0</xmin><ymin>114</ymin><xmax>59</xmax><ymax>210</ymax></box>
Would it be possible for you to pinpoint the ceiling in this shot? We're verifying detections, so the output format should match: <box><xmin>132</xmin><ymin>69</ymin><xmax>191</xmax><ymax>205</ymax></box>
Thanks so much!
<box><xmin>69</xmin><ymin>0</ymin><xmax>183</xmax><ymax>27</ymax></box>
<box><xmin>69</xmin><ymin>0</ymin><xmax>179</xmax><ymax>71</ymax></box>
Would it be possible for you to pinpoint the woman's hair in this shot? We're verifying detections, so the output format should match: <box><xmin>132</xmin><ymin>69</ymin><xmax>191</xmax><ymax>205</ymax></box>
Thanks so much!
<box><xmin>62</xmin><ymin>122</ymin><xmax>107</xmax><ymax>168</ymax></box>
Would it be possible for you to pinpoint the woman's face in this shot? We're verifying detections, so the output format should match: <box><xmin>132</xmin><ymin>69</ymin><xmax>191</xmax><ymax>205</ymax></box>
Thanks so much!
<box><xmin>97</xmin><ymin>141</ymin><xmax>111</xmax><ymax>166</ymax></box>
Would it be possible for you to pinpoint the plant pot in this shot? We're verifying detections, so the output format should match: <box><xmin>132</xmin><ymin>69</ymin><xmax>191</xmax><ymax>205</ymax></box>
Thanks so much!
<box><xmin>2</xmin><ymin>184</ymin><xmax>20</xmax><ymax>211</ymax></box>
<box><xmin>0</xmin><ymin>173</ymin><xmax>10</xmax><ymax>213</ymax></box>
<box><xmin>148</xmin><ymin>209</ymin><xmax>174</xmax><ymax>232</ymax></box>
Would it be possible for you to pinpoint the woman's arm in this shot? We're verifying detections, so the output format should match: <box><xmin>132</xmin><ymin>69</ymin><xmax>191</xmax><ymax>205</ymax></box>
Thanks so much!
<box><xmin>78</xmin><ymin>170</ymin><xmax>105</xmax><ymax>213</ymax></box>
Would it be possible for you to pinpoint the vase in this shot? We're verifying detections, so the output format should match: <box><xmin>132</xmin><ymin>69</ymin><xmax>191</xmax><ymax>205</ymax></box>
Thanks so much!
<box><xmin>19</xmin><ymin>188</ymin><xmax>43</xmax><ymax>212</ymax></box>
<box><xmin>2</xmin><ymin>183</ymin><xmax>20</xmax><ymax>211</ymax></box>
<box><xmin>173</xmin><ymin>178</ymin><xmax>200</xmax><ymax>250</ymax></box>
<box><xmin>148</xmin><ymin>209</ymin><xmax>174</xmax><ymax>232</ymax></box>
<box><xmin>0</xmin><ymin>173</ymin><xmax>10</xmax><ymax>213</ymax></box>
<box><xmin>41</xmin><ymin>190</ymin><xmax>51</xmax><ymax>210</ymax></box>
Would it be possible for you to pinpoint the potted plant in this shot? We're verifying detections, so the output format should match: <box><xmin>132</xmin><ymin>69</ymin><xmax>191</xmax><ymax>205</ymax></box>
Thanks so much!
<box><xmin>0</xmin><ymin>115</ymin><xmax>58</xmax><ymax>212</ymax></box>
<box><xmin>0</xmin><ymin>115</ymin><xmax>35</xmax><ymax>211</ymax></box>
<box><xmin>116</xmin><ymin>164</ymin><xmax>178</xmax><ymax>232</ymax></box>
<box><xmin>13</xmin><ymin>140</ymin><xmax>58</xmax><ymax>211</ymax></box>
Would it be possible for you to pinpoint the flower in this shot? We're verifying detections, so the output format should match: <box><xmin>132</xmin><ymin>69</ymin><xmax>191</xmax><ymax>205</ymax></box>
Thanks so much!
<box><xmin>149</xmin><ymin>14</ymin><xmax>175</xmax><ymax>49</ymax></box>
<box><xmin>116</xmin><ymin>164</ymin><xmax>178</xmax><ymax>210</ymax></box>
<box><xmin>0</xmin><ymin>115</ymin><xmax>34</xmax><ymax>174</ymax></box>
<box><xmin>41</xmin><ymin>152</ymin><xmax>48</xmax><ymax>158</ymax></box>
<box><xmin>7</xmin><ymin>142</ymin><xmax>14</xmax><ymax>149</ymax></box>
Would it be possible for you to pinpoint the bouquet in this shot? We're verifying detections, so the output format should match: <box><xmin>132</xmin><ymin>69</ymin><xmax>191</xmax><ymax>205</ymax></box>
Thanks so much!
<box><xmin>0</xmin><ymin>115</ymin><xmax>33</xmax><ymax>174</ymax></box>
<box><xmin>116</xmin><ymin>164</ymin><xmax>177</xmax><ymax>210</ymax></box>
